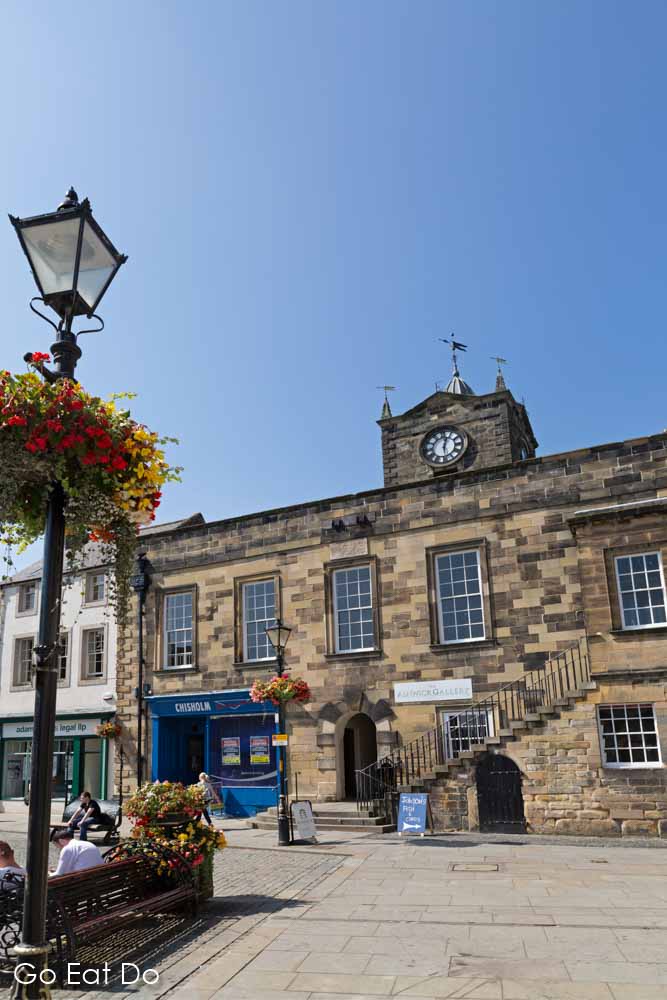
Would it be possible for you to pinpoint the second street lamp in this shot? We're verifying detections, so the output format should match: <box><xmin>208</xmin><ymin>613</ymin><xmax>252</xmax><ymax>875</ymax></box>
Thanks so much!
<box><xmin>8</xmin><ymin>189</ymin><xmax>126</xmax><ymax>1000</ymax></box>
<box><xmin>265</xmin><ymin>619</ymin><xmax>292</xmax><ymax>846</ymax></box>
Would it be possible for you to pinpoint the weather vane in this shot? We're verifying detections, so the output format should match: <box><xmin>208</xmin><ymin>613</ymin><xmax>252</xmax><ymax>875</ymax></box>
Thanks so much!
<box><xmin>491</xmin><ymin>355</ymin><xmax>508</xmax><ymax>390</ymax></box>
<box><xmin>438</xmin><ymin>336</ymin><xmax>468</xmax><ymax>375</ymax></box>
<box><xmin>377</xmin><ymin>385</ymin><xmax>396</xmax><ymax>419</ymax></box>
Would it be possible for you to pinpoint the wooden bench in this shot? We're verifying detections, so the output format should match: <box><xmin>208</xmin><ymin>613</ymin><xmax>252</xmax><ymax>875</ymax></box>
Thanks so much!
<box><xmin>0</xmin><ymin>843</ymin><xmax>197</xmax><ymax>983</ymax></box>
<box><xmin>60</xmin><ymin>798</ymin><xmax>121</xmax><ymax>844</ymax></box>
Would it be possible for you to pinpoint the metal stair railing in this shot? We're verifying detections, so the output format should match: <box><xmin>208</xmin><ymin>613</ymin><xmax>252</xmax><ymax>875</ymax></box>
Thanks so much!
<box><xmin>356</xmin><ymin>637</ymin><xmax>591</xmax><ymax>816</ymax></box>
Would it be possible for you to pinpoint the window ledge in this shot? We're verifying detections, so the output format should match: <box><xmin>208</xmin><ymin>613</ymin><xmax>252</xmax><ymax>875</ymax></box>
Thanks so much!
<box><xmin>324</xmin><ymin>649</ymin><xmax>383</xmax><ymax>662</ymax></box>
<box><xmin>15</xmin><ymin>610</ymin><xmax>37</xmax><ymax>619</ymax></box>
<box><xmin>233</xmin><ymin>659</ymin><xmax>279</xmax><ymax>670</ymax></box>
<box><xmin>156</xmin><ymin>666</ymin><xmax>200</xmax><ymax>675</ymax></box>
<box><xmin>610</xmin><ymin>627</ymin><xmax>667</xmax><ymax>638</ymax></box>
<box><xmin>602</xmin><ymin>763</ymin><xmax>664</xmax><ymax>770</ymax></box>
<box><xmin>430</xmin><ymin>639</ymin><xmax>497</xmax><ymax>653</ymax></box>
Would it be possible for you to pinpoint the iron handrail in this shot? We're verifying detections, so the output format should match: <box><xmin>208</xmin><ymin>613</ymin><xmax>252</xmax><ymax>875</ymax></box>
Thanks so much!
<box><xmin>356</xmin><ymin>637</ymin><xmax>590</xmax><ymax>815</ymax></box>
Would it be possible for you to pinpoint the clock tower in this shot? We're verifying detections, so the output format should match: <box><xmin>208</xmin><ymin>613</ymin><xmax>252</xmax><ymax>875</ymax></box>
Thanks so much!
<box><xmin>378</xmin><ymin>362</ymin><xmax>538</xmax><ymax>488</ymax></box>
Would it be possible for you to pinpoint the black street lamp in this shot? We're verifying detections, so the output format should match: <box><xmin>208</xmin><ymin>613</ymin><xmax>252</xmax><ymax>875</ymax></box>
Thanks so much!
<box><xmin>265</xmin><ymin>619</ymin><xmax>292</xmax><ymax>847</ymax></box>
<box><xmin>130</xmin><ymin>553</ymin><xmax>152</xmax><ymax>787</ymax></box>
<box><xmin>8</xmin><ymin>189</ymin><xmax>126</xmax><ymax>1000</ymax></box>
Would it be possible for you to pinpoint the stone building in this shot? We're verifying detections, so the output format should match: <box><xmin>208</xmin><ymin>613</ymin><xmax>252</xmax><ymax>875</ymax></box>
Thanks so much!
<box><xmin>115</xmin><ymin>359</ymin><xmax>667</xmax><ymax>835</ymax></box>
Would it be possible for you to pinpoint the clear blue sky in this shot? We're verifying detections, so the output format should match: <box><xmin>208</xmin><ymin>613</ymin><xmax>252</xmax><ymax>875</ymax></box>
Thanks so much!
<box><xmin>1</xmin><ymin>1</ymin><xmax>666</xmax><ymax>548</ymax></box>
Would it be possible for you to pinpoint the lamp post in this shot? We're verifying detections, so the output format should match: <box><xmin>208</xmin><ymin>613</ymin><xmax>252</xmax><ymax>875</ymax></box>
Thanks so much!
<box><xmin>130</xmin><ymin>552</ymin><xmax>151</xmax><ymax>786</ymax></box>
<box><xmin>264</xmin><ymin>619</ymin><xmax>292</xmax><ymax>846</ymax></box>
<box><xmin>9</xmin><ymin>189</ymin><xmax>126</xmax><ymax>999</ymax></box>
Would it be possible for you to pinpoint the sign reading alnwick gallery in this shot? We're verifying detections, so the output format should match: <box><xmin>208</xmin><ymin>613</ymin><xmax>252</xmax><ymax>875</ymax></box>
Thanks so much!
<box><xmin>393</xmin><ymin>679</ymin><xmax>472</xmax><ymax>704</ymax></box>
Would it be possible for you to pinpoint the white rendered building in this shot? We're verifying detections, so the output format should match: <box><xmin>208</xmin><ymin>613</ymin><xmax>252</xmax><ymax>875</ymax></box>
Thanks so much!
<box><xmin>0</xmin><ymin>547</ymin><xmax>117</xmax><ymax>802</ymax></box>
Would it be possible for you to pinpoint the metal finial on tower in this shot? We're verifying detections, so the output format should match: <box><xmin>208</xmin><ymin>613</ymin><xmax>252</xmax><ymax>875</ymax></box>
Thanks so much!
<box><xmin>437</xmin><ymin>337</ymin><xmax>474</xmax><ymax>395</ymax></box>
<box><xmin>377</xmin><ymin>385</ymin><xmax>396</xmax><ymax>419</ymax></box>
<box><xmin>491</xmin><ymin>355</ymin><xmax>508</xmax><ymax>391</ymax></box>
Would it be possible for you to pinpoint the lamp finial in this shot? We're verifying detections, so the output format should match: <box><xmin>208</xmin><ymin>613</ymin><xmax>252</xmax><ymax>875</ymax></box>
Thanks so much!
<box><xmin>57</xmin><ymin>187</ymin><xmax>79</xmax><ymax>212</ymax></box>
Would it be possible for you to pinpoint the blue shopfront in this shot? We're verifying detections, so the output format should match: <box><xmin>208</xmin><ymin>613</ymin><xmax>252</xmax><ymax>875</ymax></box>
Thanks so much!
<box><xmin>147</xmin><ymin>690</ymin><xmax>278</xmax><ymax>817</ymax></box>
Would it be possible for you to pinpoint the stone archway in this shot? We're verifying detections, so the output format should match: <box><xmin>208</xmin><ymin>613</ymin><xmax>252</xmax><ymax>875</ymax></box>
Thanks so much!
<box><xmin>337</xmin><ymin>712</ymin><xmax>377</xmax><ymax>800</ymax></box>
<box><xmin>316</xmin><ymin>695</ymin><xmax>396</xmax><ymax>802</ymax></box>
<box><xmin>476</xmin><ymin>753</ymin><xmax>526</xmax><ymax>833</ymax></box>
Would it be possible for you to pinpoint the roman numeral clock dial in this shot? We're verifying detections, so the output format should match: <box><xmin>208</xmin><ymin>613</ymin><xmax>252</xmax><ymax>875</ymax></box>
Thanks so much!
<box><xmin>420</xmin><ymin>426</ymin><xmax>468</xmax><ymax>468</ymax></box>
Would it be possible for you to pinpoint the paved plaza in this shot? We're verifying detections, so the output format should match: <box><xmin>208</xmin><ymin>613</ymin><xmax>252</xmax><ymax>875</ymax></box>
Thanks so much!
<box><xmin>2</xmin><ymin>811</ymin><xmax>667</xmax><ymax>999</ymax></box>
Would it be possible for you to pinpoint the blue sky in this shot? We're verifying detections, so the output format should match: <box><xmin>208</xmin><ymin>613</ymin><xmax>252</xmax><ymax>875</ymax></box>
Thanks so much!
<box><xmin>1</xmin><ymin>1</ymin><xmax>666</xmax><ymax>551</ymax></box>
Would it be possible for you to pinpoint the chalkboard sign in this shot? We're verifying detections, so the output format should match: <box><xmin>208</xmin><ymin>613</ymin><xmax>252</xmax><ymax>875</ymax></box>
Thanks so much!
<box><xmin>397</xmin><ymin>793</ymin><xmax>429</xmax><ymax>835</ymax></box>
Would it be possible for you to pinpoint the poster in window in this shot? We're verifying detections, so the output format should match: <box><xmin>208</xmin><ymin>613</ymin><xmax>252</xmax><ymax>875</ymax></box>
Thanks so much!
<box><xmin>221</xmin><ymin>737</ymin><xmax>241</xmax><ymax>766</ymax></box>
<box><xmin>249</xmin><ymin>736</ymin><xmax>270</xmax><ymax>765</ymax></box>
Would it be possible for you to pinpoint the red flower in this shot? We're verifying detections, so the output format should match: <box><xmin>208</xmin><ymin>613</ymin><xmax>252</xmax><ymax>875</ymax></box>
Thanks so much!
<box><xmin>33</xmin><ymin>437</ymin><xmax>47</xmax><ymax>451</ymax></box>
<box><xmin>82</xmin><ymin>452</ymin><xmax>97</xmax><ymax>465</ymax></box>
<box><xmin>30</xmin><ymin>351</ymin><xmax>50</xmax><ymax>364</ymax></box>
<box><xmin>46</xmin><ymin>419</ymin><xmax>64</xmax><ymax>432</ymax></box>
<box><xmin>7</xmin><ymin>415</ymin><xmax>27</xmax><ymax>427</ymax></box>
<box><xmin>25</xmin><ymin>441</ymin><xmax>38</xmax><ymax>453</ymax></box>
<box><xmin>111</xmin><ymin>455</ymin><xmax>127</xmax><ymax>470</ymax></box>
<box><xmin>95</xmin><ymin>434</ymin><xmax>113</xmax><ymax>449</ymax></box>
<box><xmin>69</xmin><ymin>400</ymin><xmax>84</xmax><ymax>411</ymax></box>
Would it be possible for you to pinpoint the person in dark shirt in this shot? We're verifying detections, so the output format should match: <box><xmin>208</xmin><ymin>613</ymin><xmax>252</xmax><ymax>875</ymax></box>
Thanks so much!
<box><xmin>66</xmin><ymin>791</ymin><xmax>102</xmax><ymax>841</ymax></box>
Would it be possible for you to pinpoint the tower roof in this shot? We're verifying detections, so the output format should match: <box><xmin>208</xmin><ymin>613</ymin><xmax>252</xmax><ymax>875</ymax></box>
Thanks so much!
<box><xmin>445</xmin><ymin>369</ymin><xmax>475</xmax><ymax>395</ymax></box>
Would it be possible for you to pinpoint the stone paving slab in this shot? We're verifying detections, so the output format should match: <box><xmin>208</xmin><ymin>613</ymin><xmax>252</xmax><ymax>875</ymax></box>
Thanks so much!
<box><xmin>4</xmin><ymin>825</ymin><xmax>667</xmax><ymax>998</ymax></box>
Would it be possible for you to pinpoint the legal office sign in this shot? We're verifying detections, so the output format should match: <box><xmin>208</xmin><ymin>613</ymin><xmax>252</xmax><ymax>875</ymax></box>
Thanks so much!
<box><xmin>1</xmin><ymin>718</ymin><xmax>102</xmax><ymax>739</ymax></box>
<box><xmin>393</xmin><ymin>679</ymin><xmax>472</xmax><ymax>704</ymax></box>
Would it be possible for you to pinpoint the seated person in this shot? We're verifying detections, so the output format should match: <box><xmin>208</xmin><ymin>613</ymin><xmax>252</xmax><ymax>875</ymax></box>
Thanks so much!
<box><xmin>0</xmin><ymin>841</ymin><xmax>24</xmax><ymax>890</ymax></box>
<box><xmin>49</xmin><ymin>827</ymin><xmax>103</xmax><ymax>876</ymax></box>
<box><xmin>66</xmin><ymin>791</ymin><xmax>104</xmax><ymax>841</ymax></box>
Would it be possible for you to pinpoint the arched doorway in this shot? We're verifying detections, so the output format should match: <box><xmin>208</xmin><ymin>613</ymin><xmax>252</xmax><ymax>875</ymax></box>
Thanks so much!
<box><xmin>476</xmin><ymin>753</ymin><xmax>526</xmax><ymax>833</ymax></box>
<box><xmin>342</xmin><ymin>714</ymin><xmax>377</xmax><ymax>799</ymax></box>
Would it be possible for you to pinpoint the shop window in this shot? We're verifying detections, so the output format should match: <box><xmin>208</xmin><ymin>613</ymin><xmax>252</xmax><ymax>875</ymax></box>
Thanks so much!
<box><xmin>163</xmin><ymin>590</ymin><xmax>194</xmax><ymax>668</ymax></box>
<box><xmin>18</xmin><ymin>582</ymin><xmax>37</xmax><ymax>615</ymax></box>
<box><xmin>435</xmin><ymin>549</ymin><xmax>485</xmax><ymax>643</ymax></box>
<box><xmin>332</xmin><ymin>566</ymin><xmax>375</xmax><ymax>652</ymax></box>
<box><xmin>441</xmin><ymin>709</ymin><xmax>494</xmax><ymax>759</ymax></box>
<box><xmin>58</xmin><ymin>633</ymin><xmax>69</xmax><ymax>684</ymax></box>
<box><xmin>85</xmin><ymin>572</ymin><xmax>106</xmax><ymax>604</ymax></box>
<box><xmin>12</xmin><ymin>637</ymin><xmax>34</xmax><ymax>687</ymax></box>
<box><xmin>615</xmin><ymin>553</ymin><xmax>667</xmax><ymax>630</ymax></box>
<box><xmin>81</xmin><ymin>628</ymin><xmax>105</xmax><ymax>681</ymax></box>
<box><xmin>242</xmin><ymin>580</ymin><xmax>277</xmax><ymax>661</ymax></box>
<box><xmin>597</xmin><ymin>704</ymin><xmax>662</xmax><ymax>768</ymax></box>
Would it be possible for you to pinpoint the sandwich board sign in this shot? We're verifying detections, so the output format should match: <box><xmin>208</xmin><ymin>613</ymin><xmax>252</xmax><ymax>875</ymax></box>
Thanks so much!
<box><xmin>397</xmin><ymin>793</ymin><xmax>429</xmax><ymax>836</ymax></box>
<box><xmin>291</xmin><ymin>800</ymin><xmax>317</xmax><ymax>841</ymax></box>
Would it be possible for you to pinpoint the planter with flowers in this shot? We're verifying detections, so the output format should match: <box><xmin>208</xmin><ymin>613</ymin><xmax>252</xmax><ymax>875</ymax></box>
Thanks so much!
<box><xmin>125</xmin><ymin>780</ymin><xmax>226</xmax><ymax>900</ymax></box>
<box><xmin>96</xmin><ymin>720</ymin><xmax>121</xmax><ymax>740</ymax></box>
<box><xmin>249</xmin><ymin>674</ymin><xmax>311</xmax><ymax>706</ymax></box>
<box><xmin>0</xmin><ymin>362</ymin><xmax>180</xmax><ymax>620</ymax></box>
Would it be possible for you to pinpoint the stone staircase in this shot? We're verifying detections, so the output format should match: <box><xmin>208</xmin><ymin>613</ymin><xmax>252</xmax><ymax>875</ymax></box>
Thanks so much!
<box><xmin>356</xmin><ymin>638</ymin><xmax>595</xmax><ymax>815</ymax></box>
<box><xmin>398</xmin><ymin>678</ymin><xmax>598</xmax><ymax>795</ymax></box>
<box><xmin>247</xmin><ymin>800</ymin><xmax>395</xmax><ymax>834</ymax></box>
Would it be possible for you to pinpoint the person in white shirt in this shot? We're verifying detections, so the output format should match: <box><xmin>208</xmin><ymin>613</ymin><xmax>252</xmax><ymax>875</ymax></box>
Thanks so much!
<box><xmin>0</xmin><ymin>841</ymin><xmax>24</xmax><ymax>889</ymax></box>
<box><xmin>49</xmin><ymin>827</ymin><xmax>103</xmax><ymax>877</ymax></box>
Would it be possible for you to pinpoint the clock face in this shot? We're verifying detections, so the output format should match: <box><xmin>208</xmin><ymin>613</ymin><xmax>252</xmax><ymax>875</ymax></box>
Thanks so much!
<box><xmin>421</xmin><ymin>426</ymin><xmax>468</xmax><ymax>467</ymax></box>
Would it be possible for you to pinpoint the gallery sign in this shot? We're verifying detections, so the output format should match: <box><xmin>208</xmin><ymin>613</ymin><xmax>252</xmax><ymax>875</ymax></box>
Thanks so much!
<box><xmin>393</xmin><ymin>679</ymin><xmax>472</xmax><ymax>704</ymax></box>
<box><xmin>1</xmin><ymin>718</ymin><xmax>102</xmax><ymax>739</ymax></box>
